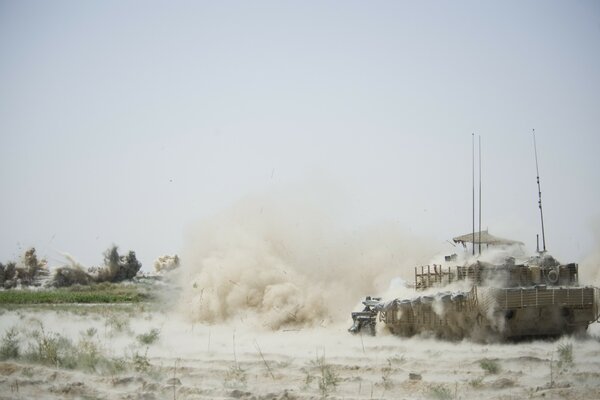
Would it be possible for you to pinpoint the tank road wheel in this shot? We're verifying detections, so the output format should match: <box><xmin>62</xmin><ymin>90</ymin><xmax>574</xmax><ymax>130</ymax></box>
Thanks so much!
<box><xmin>547</xmin><ymin>268</ymin><xmax>559</xmax><ymax>284</ymax></box>
<box><xmin>561</xmin><ymin>307</ymin><xmax>573</xmax><ymax>321</ymax></box>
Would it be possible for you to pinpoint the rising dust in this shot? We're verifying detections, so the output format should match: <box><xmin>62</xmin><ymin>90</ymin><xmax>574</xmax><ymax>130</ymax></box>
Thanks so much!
<box><xmin>177</xmin><ymin>190</ymin><xmax>434</xmax><ymax>330</ymax></box>
<box><xmin>2</xmin><ymin>190</ymin><xmax>600</xmax><ymax>399</ymax></box>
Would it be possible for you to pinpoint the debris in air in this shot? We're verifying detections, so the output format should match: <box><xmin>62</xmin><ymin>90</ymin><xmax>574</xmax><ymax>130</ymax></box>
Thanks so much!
<box><xmin>0</xmin><ymin>246</ymin><xmax>143</xmax><ymax>288</ymax></box>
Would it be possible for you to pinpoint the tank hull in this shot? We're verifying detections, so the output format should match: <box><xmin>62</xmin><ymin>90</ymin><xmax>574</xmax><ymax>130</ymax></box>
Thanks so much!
<box><xmin>478</xmin><ymin>286</ymin><xmax>598</xmax><ymax>339</ymax></box>
<box><xmin>378</xmin><ymin>286</ymin><xmax>599</xmax><ymax>340</ymax></box>
<box><xmin>352</xmin><ymin>257</ymin><xmax>600</xmax><ymax>341</ymax></box>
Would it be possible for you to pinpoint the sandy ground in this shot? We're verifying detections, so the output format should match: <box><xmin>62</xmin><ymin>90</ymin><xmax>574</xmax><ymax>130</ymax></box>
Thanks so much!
<box><xmin>0</xmin><ymin>306</ymin><xmax>599</xmax><ymax>400</ymax></box>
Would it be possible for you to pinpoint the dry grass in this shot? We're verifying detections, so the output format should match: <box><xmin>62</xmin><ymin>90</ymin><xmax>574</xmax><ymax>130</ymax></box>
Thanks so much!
<box><xmin>479</xmin><ymin>358</ymin><xmax>501</xmax><ymax>374</ymax></box>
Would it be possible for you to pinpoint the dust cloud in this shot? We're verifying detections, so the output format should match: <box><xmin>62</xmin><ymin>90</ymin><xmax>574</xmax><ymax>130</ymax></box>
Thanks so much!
<box><xmin>178</xmin><ymin>189</ymin><xmax>434</xmax><ymax>329</ymax></box>
<box><xmin>174</xmin><ymin>185</ymin><xmax>599</xmax><ymax>339</ymax></box>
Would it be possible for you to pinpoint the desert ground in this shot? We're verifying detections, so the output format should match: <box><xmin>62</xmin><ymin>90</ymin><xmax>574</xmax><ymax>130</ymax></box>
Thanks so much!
<box><xmin>1</xmin><ymin>303</ymin><xmax>599</xmax><ymax>400</ymax></box>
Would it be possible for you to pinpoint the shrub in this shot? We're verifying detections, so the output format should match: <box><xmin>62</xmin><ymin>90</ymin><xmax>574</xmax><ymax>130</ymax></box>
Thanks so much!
<box><xmin>224</xmin><ymin>363</ymin><xmax>247</xmax><ymax>388</ymax></box>
<box><xmin>105</xmin><ymin>313</ymin><xmax>131</xmax><ymax>335</ymax></box>
<box><xmin>136</xmin><ymin>328</ymin><xmax>160</xmax><ymax>346</ymax></box>
<box><xmin>479</xmin><ymin>358</ymin><xmax>500</xmax><ymax>374</ymax></box>
<box><xmin>1</xmin><ymin>262</ymin><xmax>17</xmax><ymax>289</ymax></box>
<box><xmin>13</xmin><ymin>323</ymin><xmax>129</xmax><ymax>374</ymax></box>
<box><xmin>76</xmin><ymin>335</ymin><xmax>102</xmax><ymax>371</ymax></box>
<box><xmin>0</xmin><ymin>327</ymin><xmax>21</xmax><ymax>360</ymax></box>
<box><xmin>25</xmin><ymin>325</ymin><xmax>75</xmax><ymax>367</ymax></box>
<box><xmin>468</xmin><ymin>376</ymin><xmax>484</xmax><ymax>388</ymax></box>
<box><xmin>381</xmin><ymin>359</ymin><xmax>394</xmax><ymax>390</ymax></box>
<box><xmin>51</xmin><ymin>265</ymin><xmax>93</xmax><ymax>287</ymax></box>
<box><xmin>104</xmin><ymin>357</ymin><xmax>127</xmax><ymax>375</ymax></box>
<box><xmin>49</xmin><ymin>245</ymin><xmax>141</xmax><ymax>287</ymax></box>
<box><xmin>132</xmin><ymin>350</ymin><xmax>151</xmax><ymax>373</ymax></box>
<box><xmin>428</xmin><ymin>384</ymin><xmax>452</xmax><ymax>400</ymax></box>
<box><xmin>96</xmin><ymin>246</ymin><xmax>141</xmax><ymax>283</ymax></box>
<box><xmin>309</xmin><ymin>353</ymin><xmax>339</xmax><ymax>398</ymax></box>
<box><xmin>557</xmin><ymin>342</ymin><xmax>573</xmax><ymax>369</ymax></box>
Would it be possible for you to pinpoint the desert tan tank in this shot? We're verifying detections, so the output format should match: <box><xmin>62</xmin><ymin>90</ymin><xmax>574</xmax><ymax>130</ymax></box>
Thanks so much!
<box><xmin>349</xmin><ymin>231</ymin><xmax>600</xmax><ymax>341</ymax></box>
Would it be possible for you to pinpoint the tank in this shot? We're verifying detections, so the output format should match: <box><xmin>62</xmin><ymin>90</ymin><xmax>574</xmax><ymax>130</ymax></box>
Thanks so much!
<box><xmin>349</xmin><ymin>231</ymin><xmax>600</xmax><ymax>341</ymax></box>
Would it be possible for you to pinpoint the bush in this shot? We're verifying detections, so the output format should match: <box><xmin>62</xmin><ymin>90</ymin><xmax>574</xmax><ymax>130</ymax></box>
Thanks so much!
<box><xmin>381</xmin><ymin>359</ymin><xmax>394</xmax><ymax>390</ymax></box>
<box><xmin>136</xmin><ymin>328</ymin><xmax>160</xmax><ymax>346</ymax></box>
<box><xmin>479</xmin><ymin>358</ymin><xmax>500</xmax><ymax>374</ymax></box>
<box><xmin>50</xmin><ymin>246</ymin><xmax>141</xmax><ymax>287</ymax></box>
<box><xmin>132</xmin><ymin>350</ymin><xmax>151</xmax><ymax>372</ymax></box>
<box><xmin>1</xmin><ymin>262</ymin><xmax>17</xmax><ymax>289</ymax></box>
<box><xmin>76</xmin><ymin>335</ymin><xmax>102</xmax><ymax>371</ymax></box>
<box><xmin>468</xmin><ymin>376</ymin><xmax>484</xmax><ymax>388</ymax></box>
<box><xmin>557</xmin><ymin>342</ymin><xmax>573</xmax><ymax>369</ymax></box>
<box><xmin>25</xmin><ymin>326</ymin><xmax>74</xmax><ymax>367</ymax></box>
<box><xmin>52</xmin><ymin>266</ymin><xmax>93</xmax><ymax>287</ymax></box>
<box><xmin>8</xmin><ymin>322</ymin><xmax>136</xmax><ymax>375</ymax></box>
<box><xmin>105</xmin><ymin>313</ymin><xmax>131</xmax><ymax>335</ymax></box>
<box><xmin>428</xmin><ymin>384</ymin><xmax>452</xmax><ymax>400</ymax></box>
<box><xmin>0</xmin><ymin>327</ymin><xmax>21</xmax><ymax>360</ymax></box>
<box><xmin>224</xmin><ymin>363</ymin><xmax>247</xmax><ymax>388</ymax></box>
<box><xmin>23</xmin><ymin>323</ymin><xmax>113</xmax><ymax>371</ymax></box>
<box><xmin>309</xmin><ymin>354</ymin><xmax>339</xmax><ymax>398</ymax></box>
<box><xmin>95</xmin><ymin>246</ymin><xmax>141</xmax><ymax>283</ymax></box>
<box><xmin>0</xmin><ymin>249</ymin><xmax>49</xmax><ymax>288</ymax></box>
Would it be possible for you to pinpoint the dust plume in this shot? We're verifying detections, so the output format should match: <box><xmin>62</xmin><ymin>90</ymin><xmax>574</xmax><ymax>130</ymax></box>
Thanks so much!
<box><xmin>178</xmin><ymin>188</ymin><xmax>434</xmax><ymax>329</ymax></box>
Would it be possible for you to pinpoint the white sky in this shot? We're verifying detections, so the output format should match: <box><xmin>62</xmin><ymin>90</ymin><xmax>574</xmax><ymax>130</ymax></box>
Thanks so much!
<box><xmin>1</xmin><ymin>1</ymin><xmax>599</xmax><ymax>269</ymax></box>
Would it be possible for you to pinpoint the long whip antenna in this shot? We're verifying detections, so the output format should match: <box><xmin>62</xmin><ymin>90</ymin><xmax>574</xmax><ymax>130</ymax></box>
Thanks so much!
<box><xmin>533</xmin><ymin>129</ymin><xmax>547</xmax><ymax>253</ymax></box>
<box><xmin>472</xmin><ymin>133</ymin><xmax>475</xmax><ymax>256</ymax></box>
<box><xmin>478</xmin><ymin>135</ymin><xmax>482</xmax><ymax>255</ymax></box>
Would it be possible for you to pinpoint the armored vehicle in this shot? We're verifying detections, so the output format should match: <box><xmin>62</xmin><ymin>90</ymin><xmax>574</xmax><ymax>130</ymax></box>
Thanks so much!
<box><xmin>349</xmin><ymin>231</ymin><xmax>600</xmax><ymax>341</ymax></box>
<box><xmin>350</xmin><ymin>132</ymin><xmax>600</xmax><ymax>340</ymax></box>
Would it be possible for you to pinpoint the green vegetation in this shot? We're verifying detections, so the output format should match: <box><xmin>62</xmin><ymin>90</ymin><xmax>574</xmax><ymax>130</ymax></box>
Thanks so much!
<box><xmin>130</xmin><ymin>325</ymin><xmax>161</xmax><ymax>375</ymax></box>
<box><xmin>132</xmin><ymin>349</ymin><xmax>152</xmax><ymax>373</ymax></box>
<box><xmin>557</xmin><ymin>342</ymin><xmax>574</xmax><ymax>369</ymax></box>
<box><xmin>137</xmin><ymin>328</ymin><xmax>160</xmax><ymax>346</ymax></box>
<box><xmin>0</xmin><ymin>284</ymin><xmax>150</xmax><ymax>304</ymax></box>
<box><xmin>26</xmin><ymin>326</ymin><xmax>64</xmax><ymax>365</ymax></box>
<box><xmin>307</xmin><ymin>353</ymin><xmax>340</xmax><ymax>398</ymax></box>
<box><xmin>479</xmin><ymin>358</ymin><xmax>501</xmax><ymax>374</ymax></box>
<box><xmin>0</xmin><ymin>248</ymin><xmax>49</xmax><ymax>289</ymax></box>
<box><xmin>105</xmin><ymin>312</ymin><xmax>132</xmax><ymax>335</ymax></box>
<box><xmin>1</xmin><ymin>246</ymin><xmax>142</xmax><ymax>289</ymax></box>
<box><xmin>224</xmin><ymin>363</ymin><xmax>247</xmax><ymax>388</ymax></box>
<box><xmin>0</xmin><ymin>322</ymin><xmax>156</xmax><ymax>375</ymax></box>
<box><xmin>381</xmin><ymin>359</ymin><xmax>394</xmax><ymax>390</ymax></box>
<box><xmin>0</xmin><ymin>327</ymin><xmax>20</xmax><ymax>360</ymax></box>
<box><xmin>428</xmin><ymin>384</ymin><xmax>453</xmax><ymax>400</ymax></box>
<box><xmin>387</xmin><ymin>353</ymin><xmax>406</xmax><ymax>365</ymax></box>
<box><xmin>468</xmin><ymin>376</ymin><xmax>484</xmax><ymax>388</ymax></box>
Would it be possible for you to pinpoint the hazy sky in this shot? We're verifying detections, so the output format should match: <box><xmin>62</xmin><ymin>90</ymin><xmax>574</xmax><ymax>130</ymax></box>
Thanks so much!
<box><xmin>1</xmin><ymin>1</ymin><xmax>599</xmax><ymax>269</ymax></box>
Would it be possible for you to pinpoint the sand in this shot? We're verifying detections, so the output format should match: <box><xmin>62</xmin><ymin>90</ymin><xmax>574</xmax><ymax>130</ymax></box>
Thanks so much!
<box><xmin>1</xmin><ymin>307</ymin><xmax>599</xmax><ymax>400</ymax></box>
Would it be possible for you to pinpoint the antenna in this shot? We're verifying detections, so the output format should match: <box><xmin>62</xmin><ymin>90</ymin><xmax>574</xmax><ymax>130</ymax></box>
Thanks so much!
<box><xmin>478</xmin><ymin>135</ymin><xmax>482</xmax><ymax>255</ymax></box>
<box><xmin>533</xmin><ymin>129</ymin><xmax>547</xmax><ymax>253</ymax></box>
<box><xmin>472</xmin><ymin>133</ymin><xmax>475</xmax><ymax>256</ymax></box>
